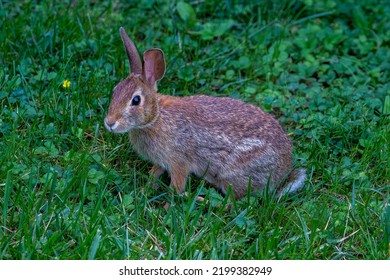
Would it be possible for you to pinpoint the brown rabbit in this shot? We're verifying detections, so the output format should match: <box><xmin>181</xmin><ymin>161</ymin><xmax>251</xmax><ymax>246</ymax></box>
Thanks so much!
<box><xmin>104</xmin><ymin>27</ymin><xmax>306</xmax><ymax>200</ymax></box>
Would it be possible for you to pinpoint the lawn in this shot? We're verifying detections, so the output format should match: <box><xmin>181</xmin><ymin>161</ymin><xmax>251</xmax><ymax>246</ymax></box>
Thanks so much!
<box><xmin>0</xmin><ymin>0</ymin><xmax>389</xmax><ymax>259</ymax></box>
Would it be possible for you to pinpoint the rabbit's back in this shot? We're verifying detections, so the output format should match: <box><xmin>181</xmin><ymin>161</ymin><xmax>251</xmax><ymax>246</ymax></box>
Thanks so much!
<box><xmin>130</xmin><ymin>94</ymin><xmax>293</xmax><ymax>198</ymax></box>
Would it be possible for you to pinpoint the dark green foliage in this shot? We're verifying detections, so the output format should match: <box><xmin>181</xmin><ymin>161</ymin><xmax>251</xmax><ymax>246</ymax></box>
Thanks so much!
<box><xmin>0</xmin><ymin>0</ymin><xmax>388</xmax><ymax>259</ymax></box>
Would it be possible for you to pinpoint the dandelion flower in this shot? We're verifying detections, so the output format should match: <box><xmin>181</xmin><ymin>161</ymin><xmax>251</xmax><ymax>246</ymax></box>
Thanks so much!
<box><xmin>62</xmin><ymin>80</ymin><xmax>71</xmax><ymax>88</ymax></box>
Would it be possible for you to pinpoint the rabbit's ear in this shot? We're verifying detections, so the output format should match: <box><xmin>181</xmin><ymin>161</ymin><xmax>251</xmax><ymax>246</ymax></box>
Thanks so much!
<box><xmin>143</xmin><ymin>48</ymin><xmax>166</xmax><ymax>90</ymax></box>
<box><xmin>119</xmin><ymin>27</ymin><xmax>142</xmax><ymax>75</ymax></box>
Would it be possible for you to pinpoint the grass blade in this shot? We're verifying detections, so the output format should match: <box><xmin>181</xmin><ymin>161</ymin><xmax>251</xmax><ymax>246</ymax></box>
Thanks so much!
<box><xmin>88</xmin><ymin>228</ymin><xmax>102</xmax><ymax>260</ymax></box>
<box><xmin>2</xmin><ymin>171</ymin><xmax>12</xmax><ymax>235</ymax></box>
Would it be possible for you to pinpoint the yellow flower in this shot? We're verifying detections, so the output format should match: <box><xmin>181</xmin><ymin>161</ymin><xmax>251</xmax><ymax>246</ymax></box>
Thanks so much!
<box><xmin>62</xmin><ymin>80</ymin><xmax>71</xmax><ymax>88</ymax></box>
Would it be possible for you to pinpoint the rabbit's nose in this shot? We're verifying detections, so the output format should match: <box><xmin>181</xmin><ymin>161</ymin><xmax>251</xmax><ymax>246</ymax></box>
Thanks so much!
<box><xmin>104</xmin><ymin>117</ymin><xmax>117</xmax><ymax>130</ymax></box>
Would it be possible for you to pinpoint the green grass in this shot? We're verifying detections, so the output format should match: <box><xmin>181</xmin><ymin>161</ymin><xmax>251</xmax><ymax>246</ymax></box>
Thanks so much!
<box><xmin>0</xmin><ymin>0</ymin><xmax>389</xmax><ymax>260</ymax></box>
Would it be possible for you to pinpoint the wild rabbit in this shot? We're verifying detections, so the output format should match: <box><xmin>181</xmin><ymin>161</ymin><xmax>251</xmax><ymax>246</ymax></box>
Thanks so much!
<box><xmin>104</xmin><ymin>27</ymin><xmax>306</xmax><ymax>200</ymax></box>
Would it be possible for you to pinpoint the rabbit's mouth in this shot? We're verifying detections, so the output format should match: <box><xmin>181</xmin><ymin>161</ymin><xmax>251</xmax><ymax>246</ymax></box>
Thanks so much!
<box><xmin>105</xmin><ymin>116</ymin><xmax>150</xmax><ymax>133</ymax></box>
<box><xmin>104</xmin><ymin>118</ymin><xmax>128</xmax><ymax>134</ymax></box>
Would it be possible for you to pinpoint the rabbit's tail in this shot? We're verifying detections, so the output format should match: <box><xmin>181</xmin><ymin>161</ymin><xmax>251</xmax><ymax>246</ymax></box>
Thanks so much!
<box><xmin>278</xmin><ymin>168</ymin><xmax>307</xmax><ymax>197</ymax></box>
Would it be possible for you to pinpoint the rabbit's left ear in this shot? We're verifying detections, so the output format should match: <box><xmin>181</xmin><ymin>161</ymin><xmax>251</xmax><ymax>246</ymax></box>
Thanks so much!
<box><xmin>120</xmin><ymin>27</ymin><xmax>142</xmax><ymax>75</ymax></box>
<box><xmin>143</xmin><ymin>48</ymin><xmax>166</xmax><ymax>90</ymax></box>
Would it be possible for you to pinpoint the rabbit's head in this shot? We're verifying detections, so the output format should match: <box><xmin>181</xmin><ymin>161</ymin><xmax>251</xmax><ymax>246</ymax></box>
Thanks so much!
<box><xmin>104</xmin><ymin>27</ymin><xmax>165</xmax><ymax>133</ymax></box>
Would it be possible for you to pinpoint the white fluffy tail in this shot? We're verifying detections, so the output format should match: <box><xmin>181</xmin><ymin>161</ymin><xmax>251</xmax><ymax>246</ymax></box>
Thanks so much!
<box><xmin>278</xmin><ymin>168</ymin><xmax>307</xmax><ymax>197</ymax></box>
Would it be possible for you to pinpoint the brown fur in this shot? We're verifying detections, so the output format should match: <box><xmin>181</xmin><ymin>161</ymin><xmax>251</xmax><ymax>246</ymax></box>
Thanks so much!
<box><xmin>104</xmin><ymin>28</ymin><xmax>306</xmax><ymax>200</ymax></box>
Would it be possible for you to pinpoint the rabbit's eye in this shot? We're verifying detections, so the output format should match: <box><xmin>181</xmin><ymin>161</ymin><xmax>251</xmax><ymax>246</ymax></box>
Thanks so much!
<box><xmin>131</xmin><ymin>95</ymin><xmax>141</xmax><ymax>106</ymax></box>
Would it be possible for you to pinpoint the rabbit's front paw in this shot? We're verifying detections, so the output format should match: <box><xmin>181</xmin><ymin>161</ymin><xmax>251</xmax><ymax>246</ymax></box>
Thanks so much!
<box><xmin>149</xmin><ymin>164</ymin><xmax>165</xmax><ymax>189</ymax></box>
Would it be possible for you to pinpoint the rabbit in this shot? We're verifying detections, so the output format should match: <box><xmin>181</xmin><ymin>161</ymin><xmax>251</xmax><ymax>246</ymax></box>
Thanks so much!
<box><xmin>104</xmin><ymin>27</ymin><xmax>306</xmax><ymax>200</ymax></box>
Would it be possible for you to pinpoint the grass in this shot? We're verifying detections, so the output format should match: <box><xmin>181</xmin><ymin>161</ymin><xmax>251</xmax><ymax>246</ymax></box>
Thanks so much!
<box><xmin>0</xmin><ymin>0</ymin><xmax>389</xmax><ymax>260</ymax></box>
